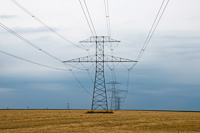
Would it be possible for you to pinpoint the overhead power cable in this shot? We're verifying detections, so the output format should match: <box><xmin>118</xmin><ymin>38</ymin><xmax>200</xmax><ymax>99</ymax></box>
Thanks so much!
<box><xmin>0</xmin><ymin>23</ymin><xmax>62</xmax><ymax>63</ymax></box>
<box><xmin>83</xmin><ymin>0</ymin><xmax>97</xmax><ymax>36</ymax></box>
<box><xmin>0</xmin><ymin>50</ymin><xmax>92</xmax><ymax>96</ymax></box>
<box><xmin>131</xmin><ymin>0</ymin><xmax>170</xmax><ymax>69</ymax></box>
<box><xmin>124</xmin><ymin>69</ymin><xmax>131</xmax><ymax>99</ymax></box>
<box><xmin>58</xmin><ymin>0</ymin><xmax>89</xmax><ymax>37</ymax></box>
<box><xmin>137</xmin><ymin>0</ymin><xmax>165</xmax><ymax>61</ymax></box>
<box><xmin>64</xmin><ymin>62</ymin><xmax>89</xmax><ymax>71</ymax></box>
<box><xmin>64</xmin><ymin>64</ymin><xmax>92</xmax><ymax>96</ymax></box>
<box><xmin>1</xmin><ymin>23</ymin><xmax>92</xmax><ymax>96</ymax></box>
<box><xmin>0</xmin><ymin>50</ymin><xmax>69</xmax><ymax>71</ymax></box>
<box><xmin>144</xmin><ymin>0</ymin><xmax>170</xmax><ymax>51</ymax></box>
<box><xmin>80</xmin><ymin>62</ymin><xmax>94</xmax><ymax>83</ymax></box>
<box><xmin>0</xmin><ymin>23</ymin><xmax>90</xmax><ymax>71</ymax></box>
<box><xmin>79</xmin><ymin>0</ymin><xmax>97</xmax><ymax>37</ymax></box>
<box><xmin>10</xmin><ymin>0</ymin><xmax>86</xmax><ymax>50</ymax></box>
<box><xmin>121</xmin><ymin>0</ymin><xmax>170</xmax><ymax>102</ymax></box>
<box><xmin>104</xmin><ymin>0</ymin><xmax>111</xmax><ymax>37</ymax></box>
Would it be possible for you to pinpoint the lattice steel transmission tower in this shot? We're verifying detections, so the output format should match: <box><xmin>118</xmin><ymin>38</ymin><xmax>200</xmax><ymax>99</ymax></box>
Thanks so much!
<box><xmin>63</xmin><ymin>36</ymin><xmax>137</xmax><ymax>111</ymax></box>
<box><xmin>107</xmin><ymin>81</ymin><xmax>127</xmax><ymax>110</ymax></box>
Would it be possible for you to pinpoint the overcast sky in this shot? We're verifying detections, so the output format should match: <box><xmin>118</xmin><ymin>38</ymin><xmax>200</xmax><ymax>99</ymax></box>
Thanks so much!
<box><xmin>0</xmin><ymin>0</ymin><xmax>200</xmax><ymax>111</ymax></box>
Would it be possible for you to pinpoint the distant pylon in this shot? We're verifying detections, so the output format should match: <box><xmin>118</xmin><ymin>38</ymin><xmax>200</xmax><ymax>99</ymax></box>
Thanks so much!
<box><xmin>63</xmin><ymin>36</ymin><xmax>137</xmax><ymax>111</ymax></box>
<box><xmin>107</xmin><ymin>81</ymin><xmax>127</xmax><ymax>110</ymax></box>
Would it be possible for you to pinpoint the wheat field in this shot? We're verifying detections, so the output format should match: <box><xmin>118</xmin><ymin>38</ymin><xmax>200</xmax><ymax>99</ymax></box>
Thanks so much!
<box><xmin>0</xmin><ymin>109</ymin><xmax>200</xmax><ymax>132</ymax></box>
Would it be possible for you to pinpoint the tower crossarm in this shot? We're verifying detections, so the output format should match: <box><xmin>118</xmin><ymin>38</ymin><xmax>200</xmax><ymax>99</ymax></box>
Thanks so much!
<box><xmin>104</xmin><ymin>55</ymin><xmax>137</xmax><ymax>62</ymax></box>
<box><xmin>80</xmin><ymin>36</ymin><xmax>120</xmax><ymax>43</ymax></box>
<box><xmin>63</xmin><ymin>55</ymin><xmax>137</xmax><ymax>63</ymax></box>
<box><xmin>63</xmin><ymin>55</ymin><xmax>95</xmax><ymax>63</ymax></box>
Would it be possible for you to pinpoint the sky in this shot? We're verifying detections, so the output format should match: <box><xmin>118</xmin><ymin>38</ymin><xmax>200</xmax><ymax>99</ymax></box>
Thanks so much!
<box><xmin>0</xmin><ymin>0</ymin><xmax>200</xmax><ymax>111</ymax></box>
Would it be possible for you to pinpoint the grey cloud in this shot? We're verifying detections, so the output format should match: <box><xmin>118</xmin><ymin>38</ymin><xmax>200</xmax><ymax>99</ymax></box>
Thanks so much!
<box><xmin>0</xmin><ymin>15</ymin><xmax>17</xmax><ymax>19</ymax></box>
<box><xmin>0</xmin><ymin>26</ymin><xmax>61</xmax><ymax>34</ymax></box>
<box><xmin>13</xmin><ymin>27</ymin><xmax>58</xmax><ymax>33</ymax></box>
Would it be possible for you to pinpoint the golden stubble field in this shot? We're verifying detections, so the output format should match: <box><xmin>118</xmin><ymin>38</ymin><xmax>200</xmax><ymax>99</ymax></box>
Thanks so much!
<box><xmin>0</xmin><ymin>110</ymin><xmax>200</xmax><ymax>133</ymax></box>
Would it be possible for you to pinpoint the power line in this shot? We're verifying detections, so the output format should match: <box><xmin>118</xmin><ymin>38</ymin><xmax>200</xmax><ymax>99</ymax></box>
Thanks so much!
<box><xmin>64</xmin><ymin>62</ymin><xmax>89</xmax><ymax>71</ymax></box>
<box><xmin>0</xmin><ymin>49</ymin><xmax>92</xmax><ymax>96</ymax></box>
<box><xmin>79</xmin><ymin>0</ymin><xmax>99</xmax><ymax>50</ymax></box>
<box><xmin>10</xmin><ymin>0</ymin><xmax>86</xmax><ymax>50</ymax></box>
<box><xmin>138</xmin><ymin>0</ymin><xmax>169</xmax><ymax>61</ymax></box>
<box><xmin>104</xmin><ymin>0</ymin><xmax>111</xmax><ymax>37</ymax></box>
<box><xmin>111</xmin><ymin>50</ymin><xmax>117</xmax><ymax>82</ymax></box>
<box><xmin>0</xmin><ymin>23</ymin><xmax>94</xmax><ymax>96</ymax></box>
<box><xmin>124</xmin><ymin>69</ymin><xmax>131</xmax><ymax>99</ymax></box>
<box><xmin>83</xmin><ymin>0</ymin><xmax>97</xmax><ymax>36</ymax></box>
<box><xmin>103</xmin><ymin>0</ymin><xmax>115</xmax><ymax>51</ymax></box>
<box><xmin>0</xmin><ymin>50</ymin><xmax>69</xmax><ymax>71</ymax></box>
<box><xmin>121</xmin><ymin>0</ymin><xmax>170</xmax><ymax>101</ymax></box>
<box><xmin>121</xmin><ymin>0</ymin><xmax>170</xmax><ymax>100</ymax></box>
<box><xmin>79</xmin><ymin>0</ymin><xmax>96</xmax><ymax>37</ymax></box>
<box><xmin>80</xmin><ymin>62</ymin><xmax>94</xmax><ymax>83</ymax></box>
<box><xmin>58</xmin><ymin>0</ymin><xmax>88</xmax><ymax>49</ymax></box>
<box><xmin>59</xmin><ymin>0</ymin><xmax>89</xmax><ymax>36</ymax></box>
<box><xmin>131</xmin><ymin>0</ymin><xmax>170</xmax><ymax>69</ymax></box>
<box><xmin>145</xmin><ymin>0</ymin><xmax>170</xmax><ymax>51</ymax></box>
<box><xmin>103</xmin><ymin>0</ymin><xmax>120</xmax><ymax>61</ymax></box>
<box><xmin>64</xmin><ymin>64</ymin><xmax>92</xmax><ymax>96</ymax></box>
<box><xmin>0</xmin><ymin>23</ymin><xmax>62</xmax><ymax>62</ymax></box>
<box><xmin>142</xmin><ymin>0</ymin><xmax>165</xmax><ymax>50</ymax></box>
<box><xmin>136</xmin><ymin>0</ymin><xmax>165</xmax><ymax>61</ymax></box>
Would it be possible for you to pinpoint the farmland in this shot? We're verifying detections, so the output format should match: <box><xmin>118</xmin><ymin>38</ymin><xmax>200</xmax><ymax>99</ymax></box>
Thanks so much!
<box><xmin>0</xmin><ymin>109</ymin><xmax>200</xmax><ymax>132</ymax></box>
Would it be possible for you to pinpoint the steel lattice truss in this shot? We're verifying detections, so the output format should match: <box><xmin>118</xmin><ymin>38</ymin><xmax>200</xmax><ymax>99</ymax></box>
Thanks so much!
<box><xmin>63</xmin><ymin>36</ymin><xmax>137</xmax><ymax>111</ymax></box>
<box><xmin>63</xmin><ymin>55</ymin><xmax>136</xmax><ymax>63</ymax></box>
<box><xmin>107</xmin><ymin>81</ymin><xmax>127</xmax><ymax>110</ymax></box>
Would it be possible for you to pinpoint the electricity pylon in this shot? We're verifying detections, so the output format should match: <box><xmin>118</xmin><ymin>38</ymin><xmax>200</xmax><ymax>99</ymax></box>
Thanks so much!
<box><xmin>63</xmin><ymin>36</ymin><xmax>137</xmax><ymax>111</ymax></box>
<box><xmin>107</xmin><ymin>81</ymin><xmax>127</xmax><ymax>110</ymax></box>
